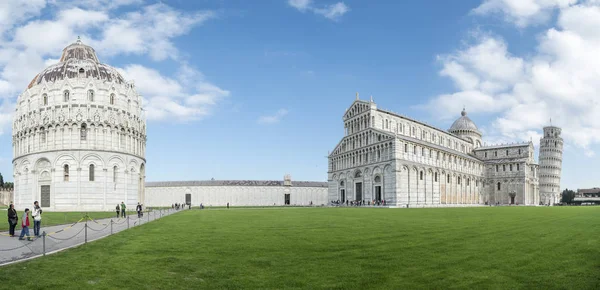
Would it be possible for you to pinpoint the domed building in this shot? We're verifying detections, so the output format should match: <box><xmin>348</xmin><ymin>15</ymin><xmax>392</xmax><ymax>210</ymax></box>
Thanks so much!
<box><xmin>12</xmin><ymin>38</ymin><xmax>146</xmax><ymax>211</ymax></box>
<box><xmin>448</xmin><ymin>108</ymin><xmax>482</xmax><ymax>148</ymax></box>
<box><xmin>327</xmin><ymin>96</ymin><xmax>556</xmax><ymax>207</ymax></box>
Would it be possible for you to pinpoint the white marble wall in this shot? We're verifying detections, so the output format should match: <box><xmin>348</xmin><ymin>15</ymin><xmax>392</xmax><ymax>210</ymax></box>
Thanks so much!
<box><xmin>13</xmin><ymin>151</ymin><xmax>145</xmax><ymax>211</ymax></box>
<box><xmin>145</xmin><ymin>185</ymin><xmax>328</xmax><ymax>207</ymax></box>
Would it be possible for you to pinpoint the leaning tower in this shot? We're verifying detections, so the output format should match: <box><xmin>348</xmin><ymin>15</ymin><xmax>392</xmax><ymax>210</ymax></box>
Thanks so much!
<box><xmin>538</xmin><ymin>126</ymin><xmax>563</xmax><ymax>205</ymax></box>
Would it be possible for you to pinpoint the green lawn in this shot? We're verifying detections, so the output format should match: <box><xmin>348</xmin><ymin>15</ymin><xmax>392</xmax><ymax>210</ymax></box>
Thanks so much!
<box><xmin>1</xmin><ymin>207</ymin><xmax>600</xmax><ymax>289</ymax></box>
<box><xmin>0</xmin><ymin>211</ymin><xmax>137</xmax><ymax>231</ymax></box>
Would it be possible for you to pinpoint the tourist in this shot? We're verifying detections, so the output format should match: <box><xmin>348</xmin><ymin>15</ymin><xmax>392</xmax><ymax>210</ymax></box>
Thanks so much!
<box><xmin>32</xmin><ymin>201</ymin><xmax>42</xmax><ymax>237</ymax></box>
<box><xmin>227</xmin><ymin>202</ymin><xmax>229</xmax><ymax>209</ymax></box>
<box><xmin>115</xmin><ymin>204</ymin><xmax>120</xmax><ymax>218</ymax></box>
<box><xmin>19</xmin><ymin>208</ymin><xmax>32</xmax><ymax>241</ymax></box>
<box><xmin>120</xmin><ymin>201</ymin><xmax>126</xmax><ymax>218</ymax></box>
<box><xmin>7</xmin><ymin>203</ymin><xmax>18</xmax><ymax>237</ymax></box>
<box><xmin>136</xmin><ymin>202</ymin><xmax>142</xmax><ymax>218</ymax></box>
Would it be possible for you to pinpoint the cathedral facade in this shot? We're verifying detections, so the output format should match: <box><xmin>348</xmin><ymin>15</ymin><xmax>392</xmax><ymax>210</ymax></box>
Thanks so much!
<box><xmin>12</xmin><ymin>38</ymin><xmax>147</xmax><ymax>211</ymax></box>
<box><xmin>327</xmin><ymin>96</ymin><xmax>563</xmax><ymax>207</ymax></box>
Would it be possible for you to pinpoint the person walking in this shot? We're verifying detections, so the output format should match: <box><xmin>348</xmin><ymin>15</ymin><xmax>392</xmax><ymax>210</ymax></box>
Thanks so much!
<box><xmin>120</xmin><ymin>201</ymin><xmax>126</xmax><ymax>218</ymax></box>
<box><xmin>136</xmin><ymin>203</ymin><xmax>142</xmax><ymax>218</ymax></box>
<box><xmin>7</xmin><ymin>203</ymin><xmax>18</xmax><ymax>237</ymax></box>
<box><xmin>19</xmin><ymin>208</ymin><xmax>32</xmax><ymax>241</ymax></box>
<box><xmin>32</xmin><ymin>201</ymin><xmax>42</xmax><ymax>237</ymax></box>
<box><xmin>115</xmin><ymin>204</ymin><xmax>120</xmax><ymax>218</ymax></box>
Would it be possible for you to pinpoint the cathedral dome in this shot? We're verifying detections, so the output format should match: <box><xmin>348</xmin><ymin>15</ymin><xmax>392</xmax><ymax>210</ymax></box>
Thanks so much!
<box><xmin>449</xmin><ymin>108</ymin><xmax>481</xmax><ymax>135</ymax></box>
<box><xmin>27</xmin><ymin>37</ymin><xmax>125</xmax><ymax>89</ymax></box>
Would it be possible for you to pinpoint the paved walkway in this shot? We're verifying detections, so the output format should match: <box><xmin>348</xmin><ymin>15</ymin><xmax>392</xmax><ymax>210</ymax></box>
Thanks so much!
<box><xmin>0</xmin><ymin>208</ymin><xmax>184</xmax><ymax>266</ymax></box>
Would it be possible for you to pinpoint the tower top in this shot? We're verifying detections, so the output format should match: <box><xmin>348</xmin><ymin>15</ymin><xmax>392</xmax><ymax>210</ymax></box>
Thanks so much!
<box><xmin>355</xmin><ymin>92</ymin><xmax>359</xmax><ymax>100</ymax></box>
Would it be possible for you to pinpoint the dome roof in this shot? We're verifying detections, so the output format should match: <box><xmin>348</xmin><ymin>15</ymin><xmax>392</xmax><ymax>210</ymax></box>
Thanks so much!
<box><xmin>449</xmin><ymin>108</ymin><xmax>481</xmax><ymax>134</ymax></box>
<box><xmin>27</xmin><ymin>37</ymin><xmax>125</xmax><ymax>89</ymax></box>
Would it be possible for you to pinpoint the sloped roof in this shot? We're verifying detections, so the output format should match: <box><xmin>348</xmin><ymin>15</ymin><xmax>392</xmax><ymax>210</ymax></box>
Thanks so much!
<box><xmin>145</xmin><ymin>180</ymin><xmax>328</xmax><ymax>188</ymax></box>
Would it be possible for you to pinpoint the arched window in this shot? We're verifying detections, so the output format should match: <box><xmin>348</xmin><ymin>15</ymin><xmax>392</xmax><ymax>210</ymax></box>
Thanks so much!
<box><xmin>458</xmin><ymin>177</ymin><xmax>461</xmax><ymax>185</ymax></box>
<box><xmin>88</xmin><ymin>90</ymin><xmax>94</xmax><ymax>102</ymax></box>
<box><xmin>89</xmin><ymin>164</ymin><xmax>95</xmax><ymax>181</ymax></box>
<box><xmin>340</xmin><ymin>180</ymin><xmax>344</xmax><ymax>186</ymax></box>
<box><xmin>40</xmin><ymin>130</ymin><xmax>46</xmax><ymax>143</ymax></box>
<box><xmin>113</xmin><ymin>166</ymin><xmax>118</xmax><ymax>183</ymax></box>
<box><xmin>80</xmin><ymin>123</ymin><xmax>87</xmax><ymax>141</ymax></box>
<box><xmin>420</xmin><ymin>171</ymin><xmax>423</xmax><ymax>180</ymax></box>
<box><xmin>447</xmin><ymin>174</ymin><xmax>450</xmax><ymax>183</ymax></box>
<box><xmin>64</xmin><ymin>164</ymin><xmax>69</xmax><ymax>181</ymax></box>
<box><xmin>497</xmin><ymin>182</ymin><xmax>501</xmax><ymax>190</ymax></box>
<box><xmin>110</xmin><ymin>94</ymin><xmax>115</xmax><ymax>105</ymax></box>
<box><xmin>42</xmin><ymin>94</ymin><xmax>48</xmax><ymax>106</ymax></box>
<box><xmin>434</xmin><ymin>172</ymin><xmax>438</xmax><ymax>182</ymax></box>
<box><xmin>63</xmin><ymin>90</ymin><xmax>70</xmax><ymax>102</ymax></box>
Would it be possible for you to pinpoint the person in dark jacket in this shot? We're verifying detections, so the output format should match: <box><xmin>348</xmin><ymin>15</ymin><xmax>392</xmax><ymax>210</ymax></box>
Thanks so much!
<box><xmin>116</xmin><ymin>204</ymin><xmax>120</xmax><ymax>218</ymax></box>
<box><xmin>136</xmin><ymin>203</ymin><xmax>142</xmax><ymax>218</ymax></box>
<box><xmin>7</xmin><ymin>203</ymin><xmax>18</xmax><ymax>237</ymax></box>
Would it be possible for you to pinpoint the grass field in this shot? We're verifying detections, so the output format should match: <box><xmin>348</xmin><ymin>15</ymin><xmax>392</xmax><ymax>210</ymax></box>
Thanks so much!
<box><xmin>0</xmin><ymin>211</ymin><xmax>137</xmax><ymax>231</ymax></box>
<box><xmin>1</xmin><ymin>207</ymin><xmax>600</xmax><ymax>289</ymax></box>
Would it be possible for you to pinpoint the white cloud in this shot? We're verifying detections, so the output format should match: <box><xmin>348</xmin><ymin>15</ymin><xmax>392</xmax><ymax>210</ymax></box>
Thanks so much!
<box><xmin>288</xmin><ymin>0</ymin><xmax>312</xmax><ymax>11</ymax></box>
<box><xmin>258</xmin><ymin>109</ymin><xmax>289</xmax><ymax>124</ymax></box>
<box><xmin>473</xmin><ymin>0</ymin><xmax>577</xmax><ymax>27</ymax></box>
<box><xmin>118</xmin><ymin>64</ymin><xmax>230</xmax><ymax>122</ymax></box>
<box><xmin>314</xmin><ymin>3</ymin><xmax>350</xmax><ymax>20</ymax></box>
<box><xmin>288</xmin><ymin>0</ymin><xmax>349</xmax><ymax>20</ymax></box>
<box><xmin>0</xmin><ymin>0</ymin><xmax>46</xmax><ymax>36</ymax></box>
<box><xmin>422</xmin><ymin>1</ymin><xmax>600</xmax><ymax>154</ymax></box>
<box><xmin>0</xmin><ymin>1</ymin><xmax>225</xmax><ymax>134</ymax></box>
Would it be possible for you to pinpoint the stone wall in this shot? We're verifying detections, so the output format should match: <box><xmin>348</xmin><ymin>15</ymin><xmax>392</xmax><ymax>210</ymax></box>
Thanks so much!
<box><xmin>145</xmin><ymin>180</ymin><xmax>328</xmax><ymax>207</ymax></box>
<box><xmin>0</xmin><ymin>188</ymin><xmax>14</xmax><ymax>206</ymax></box>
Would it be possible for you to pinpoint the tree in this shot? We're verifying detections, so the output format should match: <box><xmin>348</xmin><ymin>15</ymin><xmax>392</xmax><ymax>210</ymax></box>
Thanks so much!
<box><xmin>0</xmin><ymin>172</ymin><xmax>4</xmax><ymax>188</ymax></box>
<box><xmin>3</xmin><ymin>182</ymin><xmax>13</xmax><ymax>189</ymax></box>
<box><xmin>561</xmin><ymin>189</ymin><xmax>576</xmax><ymax>204</ymax></box>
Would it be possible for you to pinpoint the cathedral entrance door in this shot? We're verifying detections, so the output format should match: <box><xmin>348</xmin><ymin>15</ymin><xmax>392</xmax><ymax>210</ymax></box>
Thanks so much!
<box><xmin>375</xmin><ymin>186</ymin><xmax>382</xmax><ymax>202</ymax></box>
<box><xmin>509</xmin><ymin>192</ymin><xmax>516</xmax><ymax>205</ymax></box>
<box><xmin>355</xmin><ymin>182</ymin><xmax>363</xmax><ymax>201</ymax></box>
<box><xmin>340</xmin><ymin>189</ymin><xmax>345</xmax><ymax>202</ymax></box>
<box><xmin>40</xmin><ymin>185</ymin><xmax>50</xmax><ymax>207</ymax></box>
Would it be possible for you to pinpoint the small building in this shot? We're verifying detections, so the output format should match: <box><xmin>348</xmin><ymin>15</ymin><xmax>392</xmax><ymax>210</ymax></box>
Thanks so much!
<box><xmin>144</xmin><ymin>175</ymin><xmax>328</xmax><ymax>207</ymax></box>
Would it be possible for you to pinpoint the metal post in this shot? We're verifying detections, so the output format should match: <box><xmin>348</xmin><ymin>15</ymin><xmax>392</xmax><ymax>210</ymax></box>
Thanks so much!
<box><xmin>148</xmin><ymin>210</ymin><xmax>150</xmax><ymax>222</ymax></box>
<box><xmin>110</xmin><ymin>219</ymin><xmax>113</xmax><ymax>235</ymax></box>
<box><xmin>42</xmin><ymin>231</ymin><xmax>46</xmax><ymax>256</ymax></box>
<box><xmin>84</xmin><ymin>223</ymin><xmax>88</xmax><ymax>244</ymax></box>
<box><xmin>127</xmin><ymin>216</ymin><xmax>130</xmax><ymax>229</ymax></box>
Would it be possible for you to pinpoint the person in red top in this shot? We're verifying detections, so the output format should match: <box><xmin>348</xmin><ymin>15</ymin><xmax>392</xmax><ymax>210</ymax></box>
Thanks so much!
<box><xmin>19</xmin><ymin>208</ymin><xmax>32</xmax><ymax>241</ymax></box>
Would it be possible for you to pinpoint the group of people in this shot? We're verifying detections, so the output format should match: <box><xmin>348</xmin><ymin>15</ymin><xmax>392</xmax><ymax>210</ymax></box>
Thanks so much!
<box><xmin>171</xmin><ymin>203</ymin><xmax>188</xmax><ymax>210</ymax></box>
<box><xmin>6</xmin><ymin>201</ymin><xmax>43</xmax><ymax>241</ymax></box>
<box><xmin>330</xmin><ymin>200</ymin><xmax>387</xmax><ymax>206</ymax></box>
<box><xmin>115</xmin><ymin>202</ymin><xmax>145</xmax><ymax>218</ymax></box>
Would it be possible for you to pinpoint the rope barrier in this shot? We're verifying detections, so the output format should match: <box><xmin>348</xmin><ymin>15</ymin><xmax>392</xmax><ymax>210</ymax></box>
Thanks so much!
<box><xmin>0</xmin><ymin>209</ymin><xmax>178</xmax><ymax>256</ymax></box>
<box><xmin>0</xmin><ymin>240</ymin><xmax>36</xmax><ymax>252</ymax></box>
<box><xmin>46</xmin><ymin>226</ymin><xmax>85</xmax><ymax>241</ymax></box>
<box><xmin>44</xmin><ymin>217</ymin><xmax>86</xmax><ymax>237</ymax></box>
<box><xmin>86</xmin><ymin>223</ymin><xmax>110</xmax><ymax>232</ymax></box>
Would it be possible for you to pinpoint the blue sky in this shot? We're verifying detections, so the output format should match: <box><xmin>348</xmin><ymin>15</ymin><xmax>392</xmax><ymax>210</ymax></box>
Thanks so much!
<box><xmin>0</xmin><ymin>0</ymin><xmax>599</xmax><ymax>191</ymax></box>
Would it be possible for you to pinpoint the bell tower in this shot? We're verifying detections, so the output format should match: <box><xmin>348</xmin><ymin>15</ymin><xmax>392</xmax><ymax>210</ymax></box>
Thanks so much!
<box><xmin>538</xmin><ymin>125</ymin><xmax>563</xmax><ymax>205</ymax></box>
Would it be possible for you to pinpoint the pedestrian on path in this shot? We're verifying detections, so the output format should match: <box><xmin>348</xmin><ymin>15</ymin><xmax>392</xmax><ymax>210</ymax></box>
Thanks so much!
<box><xmin>116</xmin><ymin>204</ymin><xmax>120</xmax><ymax>218</ymax></box>
<box><xmin>19</xmin><ymin>208</ymin><xmax>32</xmax><ymax>241</ymax></box>
<box><xmin>120</xmin><ymin>201</ymin><xmax>126</xmax><ymax>218</ymax></box>
<box><xmin>7</xmin><ymin>203</ymin><xmax>18</xmax><ymax>237</ymax></box>
<box><xmin>136</xmin><ymin>203</ymin><xmax>142</xmax><ymax>218</ymax></box>
<box><xmin>32</xmin><ymin>201</ymin><xmax>42</xmax><ymax>237</ymax></box>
